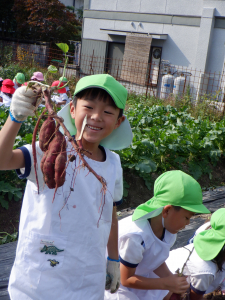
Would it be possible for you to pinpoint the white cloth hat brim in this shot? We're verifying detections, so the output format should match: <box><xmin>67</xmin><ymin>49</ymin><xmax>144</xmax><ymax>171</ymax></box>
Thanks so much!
<box><xmin>57</xmin><ymin>103</ymin><xmax>133</xmax><ymax>150</ymax></box>
<box><xmin>134</xmin><ymin>207</ymin><xmax>164</xmax><ymax>221</ymax></box>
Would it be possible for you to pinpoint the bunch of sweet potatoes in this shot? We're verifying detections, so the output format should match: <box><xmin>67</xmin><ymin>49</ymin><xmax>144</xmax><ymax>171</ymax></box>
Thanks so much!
<box><xmin>39</xmin><ymin>117</ymin><xmax>67</xmax><ymax>191</ymax></box>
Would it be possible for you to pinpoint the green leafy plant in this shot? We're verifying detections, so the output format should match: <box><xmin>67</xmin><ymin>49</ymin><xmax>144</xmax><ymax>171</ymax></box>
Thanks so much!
<box><xmin>0</xmin><ymin>105</ymin><xmax>47</xmax><ymax>208</ymax></box>
<box><xmin>0</xmin><ymin>44</ymin><xmax>14</xmax><ymax>67</ymax></box>
<box><xmin>56</xmin><ymin>43</ymin><xmax>69</xmax><ymax>87</ymax></box>
<box><xmin>44</xmin><ymin>65</ymin><xmax>58</xmax><ymax>82</ymax></box>
<box><xmin>56</xmin><ymin>43</ymin><xmax>69</xmax><ymax>54</ymax></box>
<box><xmin>123</xmin><ymin>179</ymin><xmax>130</xmax><ymax>199</ymax></box>
<box><xmin>0</xmin><ymin>181</ymin><xmax>23</xmax><ymax>209</ymax></box>
<box><xmin>118</xmin><ymin>101</ymin><xmax>225</xmax><ymax>191</ymax></box>
<box><xmin>0</xmin><ymin>231</ymin><xmax>18</xmax><ymax>245</ymax></box>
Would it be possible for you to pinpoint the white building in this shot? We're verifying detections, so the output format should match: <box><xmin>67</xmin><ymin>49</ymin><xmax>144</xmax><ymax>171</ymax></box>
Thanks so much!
<box><xmin>80</xmin><ymin>0</ymin><xmax>225</xmax><ymax>99</ymax></box>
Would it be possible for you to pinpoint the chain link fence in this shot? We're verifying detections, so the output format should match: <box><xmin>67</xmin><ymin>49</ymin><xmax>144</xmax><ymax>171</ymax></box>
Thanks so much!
<box><xmin>1</xmin><ymin>40</ymin><xmax>225</xmax><ymax>113</ymax></box>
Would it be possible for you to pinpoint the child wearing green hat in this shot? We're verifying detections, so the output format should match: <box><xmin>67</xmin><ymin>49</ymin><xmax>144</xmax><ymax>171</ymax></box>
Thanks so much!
<box><xmin>13</xmin><ymin>73</ymin><xmax>25</xmax><ymax>89</ymax></box>
<box><xmin>166</xmin><ymin>208</ymin><xmax>225</xmax><ymax>300</ymax></box>
<box><xmin>105</xmin><ymin>170</ymin><xmax>210</xmax><ymax>300</ymax></box>
<box><xmin>0</xmin><ymin>74</ymin><xmax>133</xmax><ymax>300</ymax></box>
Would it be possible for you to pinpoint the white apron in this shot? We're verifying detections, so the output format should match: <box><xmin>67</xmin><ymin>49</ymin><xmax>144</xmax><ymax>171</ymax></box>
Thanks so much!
<box><xmin>9</xmin><ymin>141</ymin><xmax>123</xmax><ymax>300</ymax></box>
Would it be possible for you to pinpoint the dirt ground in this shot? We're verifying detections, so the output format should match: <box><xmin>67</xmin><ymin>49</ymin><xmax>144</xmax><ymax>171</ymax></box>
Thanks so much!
<box><xmin>1</xmin><ymin>164</ymin><xmax>225</xmax><ymax>235</ymax></box>
<box><xmin>119</xmin><ymin>163</ymin><xmax>225</xmax><ymax>210</ymax></box>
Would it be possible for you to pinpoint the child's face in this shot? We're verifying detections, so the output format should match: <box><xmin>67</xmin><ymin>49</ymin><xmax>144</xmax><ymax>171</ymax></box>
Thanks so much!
<box><xmin>16</xmin><ymin>80</ymin><xmax>22</xmax><ymax>87</ymax></box>
<box><xmin>163</xmin><ymin>206</ymin><xmax>195</xmax><ymax>234</ymax></box>
<box><xmin>70</xmin><ymin>97</ymin><xmax>125</xmax><ymax>148</ymax></box>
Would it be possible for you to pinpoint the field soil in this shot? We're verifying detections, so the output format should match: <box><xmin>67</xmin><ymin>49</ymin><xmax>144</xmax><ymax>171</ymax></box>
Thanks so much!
<box><xmin>1</xmin><ymin>164</ymin><xmax>225</xmax><ymax>235</ymax></box>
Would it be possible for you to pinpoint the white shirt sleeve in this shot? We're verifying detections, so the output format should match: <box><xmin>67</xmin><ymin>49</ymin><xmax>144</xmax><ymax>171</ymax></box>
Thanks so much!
<box><xmin>119</xmin><ymin>234</ymin><xmax>145</xmax><ymax>267</ymax></box>
<box><xmin>61</xmin><ymin>93</ymin><xmax>69</xmax><ymax>104</ymax></box>
<box><xmin>190</xmin><ymin>274</ymin><xmax>214</xmax><ymax>293</ymax></box>
<box><xmin>111</xmin><ymin>151</ymin><xmax>123</xmax><ymax>204</ymax></box>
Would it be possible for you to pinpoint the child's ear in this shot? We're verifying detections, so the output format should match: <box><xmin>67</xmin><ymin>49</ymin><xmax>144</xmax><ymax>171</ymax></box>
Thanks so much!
<box><xmin>162</xmin><ymin>205</ymin><xmax>173</xmax><ymax>218</ymax></box>
<box><xmin>114</xmin><ymin>115</ymin><xmax>125</xmax><ymax>129</ymax></box>
<box><xmin>70</xmin><ymin>102</ymin><xmax>75</xmax><ymax>119</ymax></box>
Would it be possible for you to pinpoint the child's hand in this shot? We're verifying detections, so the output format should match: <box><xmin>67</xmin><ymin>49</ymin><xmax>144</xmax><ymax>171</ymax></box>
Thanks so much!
<box><xmin>105</xmin><ymin>257</ymin><xmax>120</xmax><ymax>293</ymax></box>
<box><xmin>10</xmin><ymin>86</ymin><xmax>40</xmax><ymax>122</ymax></box>
<box><xmin>164</xmin><ymin>274</ymin><xmax>189</xmax><ymax>294</ymax></box>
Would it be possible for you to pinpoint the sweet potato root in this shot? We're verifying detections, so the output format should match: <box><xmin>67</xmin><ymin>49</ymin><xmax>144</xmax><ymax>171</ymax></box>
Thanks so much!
<box><xmin>41</xmin><ymin>129</ymin><xmax>67</xmax><ymax>190</ymax></box>
<box><xmin>55</xmin><ymin>152</ymin><xmax>67</xmax><ymax>188</ymax></box>
<box><xmin>40</xmin><ymin>150</ymin><xmax>48</xmax><ymax>174</ymax></box>
<box><xmin>43</xmin><ymin>150</ymin><xmax>57</xmax><ymax>189</ymax></box>
<box><xmin>39</xmin><ymin>117</ymin><xmax>56</xmax><ymax>152</ymax></box>
<box><xmin>48</xmin><ymin>131</ymin><xmax>66</xmax><ymax>155</ymax></box>
<box><xmin>170</xmin><ymin>293</ymin><xmax>181</xmax><ymax>300</ymax></box>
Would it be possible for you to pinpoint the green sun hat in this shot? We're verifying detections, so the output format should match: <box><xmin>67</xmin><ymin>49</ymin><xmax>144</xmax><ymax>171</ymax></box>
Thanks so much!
<box><xmin>132</xmin><ymin>170</ymin><xmax>210</xmax><ymax>221</ymax></box>
<box><xmin>57</xmin><ymin>74</ymin><xmax>133</xmax><ymax>150</ymax></box>
<box><xmin>59</xmin><ymin>76</ymin><xmax>68</xmax><ymax>82</ymax></box>
<box><xmin>74</xmin><ymin>74</ymin><xmax>127</xmax><ymax>109</ymax></box>
<box><xmin>194</xmin><ymin>208</ymin><xmax>225</xmax><ymax>261</ymax></box>
<box><xmin>15</xmin><ymin>73</ymin><xmax>25</xmax><ymax>84</ymax></box>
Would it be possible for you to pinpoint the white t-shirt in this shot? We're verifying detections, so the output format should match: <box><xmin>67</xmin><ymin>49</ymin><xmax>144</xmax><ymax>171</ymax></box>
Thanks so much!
<box><xmin>105</xmin><ymin>216</ymin><xmax>177</xmax><ymax>300</ymax></box>
<box><xmin>9</xmin><ymin>141</ymin><xmax>123</xmax><ymax>300</ymax></box>
<box><xmin>52</xmin><ymin>93</ymin><xmax>70</xmax><ymax>107</ymax></box>
<box><xmin>1</xmin><ymin>92</ymin><xmax>12</xmax><ymax>107</ymax></box>
<box><xmin>166</xmin><ymin>236</ymin><xmax>225</xmax><ymax>295</ymax></box>
<box><xmin>0</xmin><ymin>91</ymin><xmax>3</xmax><ymax>106</ymax></box>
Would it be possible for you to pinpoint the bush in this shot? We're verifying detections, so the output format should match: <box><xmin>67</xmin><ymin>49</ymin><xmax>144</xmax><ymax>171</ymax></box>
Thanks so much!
<box><xmin>0</xmin><ymin>105</ymin><xmax>45</xmax><ymax>208</ymax></box>
<box><xmin>118</xmin><ymin>100</ymin><xmax>225</xmax><ymax>189</ymax></box>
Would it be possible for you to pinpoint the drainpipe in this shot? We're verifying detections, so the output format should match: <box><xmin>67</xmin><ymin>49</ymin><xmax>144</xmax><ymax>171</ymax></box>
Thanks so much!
<box><xmin>73</xmin><ymin>0</ymin><xmax>75</xmax><ymax>13</ymax></box>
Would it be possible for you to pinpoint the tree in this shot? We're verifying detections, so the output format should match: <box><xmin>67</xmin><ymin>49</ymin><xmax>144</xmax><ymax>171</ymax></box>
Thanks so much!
<box><xmin>0</xmin><ymin>0</ymin><xmax>17</xmax><ymax>37</ymax></box>
<box><xmin>13</xmin><ymin>0</ymin><xmax>81</xmax><ymax>42</ymax></box>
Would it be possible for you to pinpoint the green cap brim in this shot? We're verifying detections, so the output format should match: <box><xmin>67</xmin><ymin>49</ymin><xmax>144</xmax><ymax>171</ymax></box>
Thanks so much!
<box><xmin>132</xmin><ymin>197</ymin><xmax>210</xmax><ymax>221</ymax></box>
<box><xmin>194</xmin><ymin>208</ymin><xmax>225</xmax><ymax>260</ymax></box>
<box><xmin>194</xmin><ymin>229</ymin><xmax>225</xmax><ymax>261</ymax></box>
<box><xmin>132</xmin><ymin>170</ymin><xmax>211</xmax><ymax>222</ymax></box>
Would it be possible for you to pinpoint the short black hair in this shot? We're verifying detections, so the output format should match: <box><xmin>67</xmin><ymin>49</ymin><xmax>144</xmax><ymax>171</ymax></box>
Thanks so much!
<box><xmin>172</xmin><ymin>205</ymin><xmax>181</xmax><ymax>211</ymax></box>
<box><xmin>73</xmin><ymin>88</ymin><xmax>123</xmax><ymax>119</ymax></box>
<box><xmin>212</xmin><ymin>244</ymin><xmax>225</xmax><ymax>272</ymax></box>
<box><xmin>2</xmin><ymin>92</ymin><xmax>12</xmax><ymax>98</ymax></box>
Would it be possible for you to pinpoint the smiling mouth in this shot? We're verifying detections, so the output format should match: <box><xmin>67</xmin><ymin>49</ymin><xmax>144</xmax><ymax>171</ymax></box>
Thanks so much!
<box><xmin>87</xmin><ymin>125</ymin><xmax>102</xmax><ymax>131</ymax></box>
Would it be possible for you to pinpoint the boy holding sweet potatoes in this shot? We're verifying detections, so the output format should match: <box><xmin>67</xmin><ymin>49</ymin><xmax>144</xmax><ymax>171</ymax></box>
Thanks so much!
<box><xmin>0</xmin><ymin>74</ymin><xmax>133</xmax><ymax>299</ymax></box>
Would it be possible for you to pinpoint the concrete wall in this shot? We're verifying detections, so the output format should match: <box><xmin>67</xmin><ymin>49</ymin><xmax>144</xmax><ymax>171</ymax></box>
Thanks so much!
<box><xmin>82</xmin><ymin>18</ymin><xmax>200</xmax><ymax>69</ymax></box>
<box><xmin>82</xmin><ymin>2</ymin><xmax>225</xmax><ymax>70</ymax></box>
<box><xmin>89</xmin><ymin>0</ymin><xmax>204</xmax><ymax>16</ymax></box>
<box><xmin>81</xmin><ymin>0</ymin><xmax>225</xmax><ymax>99</ymax></box>
<box><xmin>80</xmin><ymin>39</ymin><xmax>107</xmax><ymax>74</ymax></box>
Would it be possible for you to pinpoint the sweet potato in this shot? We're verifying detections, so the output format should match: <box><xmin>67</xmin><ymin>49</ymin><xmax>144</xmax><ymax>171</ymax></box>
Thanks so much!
<box><xmin>39</xmin><ymin>117</ymin><xmax>56</xmax><ymax>152</ymax></box>
<box><xmin>43</xmin><ymin>150</ymin><xmax>57</xmax><ymax>189</ymax></box>
<box><xmin>41</xmin><ymin>129</ymin><xmax>67</xmax><ymax>190</ymax></box>
<box><xmin>48</xmin><ymin>131</ymin><xmax>66</xmax><ymax>155</ymax></box>
<box><xmin>55</xmin><ymin>152</ymin><xmax>67</xmax><ymax>188</ymax></box>
<box><xmin>170</xmin><ymin>293</ymin><xmax>181</xmax><ymax>300</ymax></box>
<box><xmin>40</xmin><ymin>150</ymin><xmax>48</xmax><ymax>174</ymax></box>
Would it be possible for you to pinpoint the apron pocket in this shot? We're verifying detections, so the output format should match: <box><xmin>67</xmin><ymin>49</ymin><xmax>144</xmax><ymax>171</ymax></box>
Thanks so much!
<box><xmin>24</xmin><ymin>231</ymin><xmax>68</xmax><ymax>272</ymax></box>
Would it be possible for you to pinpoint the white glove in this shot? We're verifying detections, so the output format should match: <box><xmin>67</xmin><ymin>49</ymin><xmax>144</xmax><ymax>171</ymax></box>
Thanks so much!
<box><xmin>105</xmin><ymin>257</ymin><xmax>120</xmax><ymax>293</ymax></box>
<box><xmin>10</xmin><ymin>86</ymin><xmax>40</xmax><ymax>122</ymax></box>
